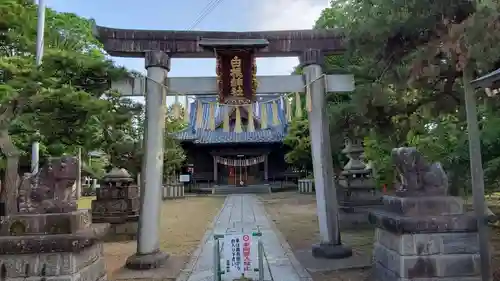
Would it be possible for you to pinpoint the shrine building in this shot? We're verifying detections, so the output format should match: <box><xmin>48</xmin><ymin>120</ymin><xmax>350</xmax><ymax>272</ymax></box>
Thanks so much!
<box><xmin>173</xmin><ymin>95</ymin><xmax>289</xmax><ymax>186</ymax></box>
<box><xmin>160</xmin><ymin>39</ymin><xmax>312</xmax><ymax>187</ymax></box>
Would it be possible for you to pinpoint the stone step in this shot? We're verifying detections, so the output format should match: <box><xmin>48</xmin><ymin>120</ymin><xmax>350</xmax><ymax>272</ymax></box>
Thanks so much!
<box><xmin>212</xmin><ymin>185</ymin><xmax>271</xmax><ymax>195</ymax></box>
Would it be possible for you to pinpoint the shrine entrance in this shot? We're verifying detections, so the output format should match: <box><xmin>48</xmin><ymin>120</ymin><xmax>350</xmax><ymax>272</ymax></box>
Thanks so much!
<box><xmin>215</xmin><ymin>155</ymin><xmax>266</xmax><ymax>186</ymax></box>
<box><xmin>97</xmin><ymin>24</ymin><xmax>356</xmax><ymax>267</ymax></box>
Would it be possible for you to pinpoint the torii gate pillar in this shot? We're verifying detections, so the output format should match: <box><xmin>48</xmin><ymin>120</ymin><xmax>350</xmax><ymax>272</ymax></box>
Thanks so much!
<box><xmin>126</xmin><ymin>50</ymin><xmax>170</xmax><ymax>269</ymax></box>
<box><xmin>301</xmin><ymin>49</ymin><xmax>353</xmax><ymax>259</ymax></box>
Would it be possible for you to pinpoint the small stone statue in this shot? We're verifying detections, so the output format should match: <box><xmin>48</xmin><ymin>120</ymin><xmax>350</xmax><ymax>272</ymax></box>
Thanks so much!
<box><xmin>392</xmin><ymin>147</ymin><xmax>448</xmax><ymax>196</ymax></box>
<box><xmin>18</xmin><ymin>156</ymin><xmax>78</xmax><ymax>213</ymax></box>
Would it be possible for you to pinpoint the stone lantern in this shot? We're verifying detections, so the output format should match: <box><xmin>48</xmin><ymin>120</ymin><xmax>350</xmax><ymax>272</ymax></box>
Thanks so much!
<box><xmin>336</xmin><ymin>138</ymin><xmax>382</xmax><ymax>229</ymax></box>
<box><xmin>91</xmin><ymin>167</ymin><xmax>140</xmax><ymax>240</ymax></box>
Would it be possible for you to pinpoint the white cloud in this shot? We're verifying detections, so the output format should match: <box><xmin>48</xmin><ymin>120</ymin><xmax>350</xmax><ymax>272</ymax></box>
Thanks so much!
<box><xmin>250</xmin><ymin>0</ymin><xmax>328</xmax><ymax>31</ymax></box>
<box><xmin>247</xmin><ymin>0</ymin><xmax>330</xmax><ymax>75</ymax></box>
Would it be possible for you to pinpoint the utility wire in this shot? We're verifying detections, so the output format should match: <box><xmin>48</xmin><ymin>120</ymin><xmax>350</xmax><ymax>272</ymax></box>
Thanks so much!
<box><xmin>183</xmin><ymin>0</ymin><xmax>224</xmax><ymax>106</ymax></box>
<box><xmin>135</xmin><ymin>0</ymin><xmax>225</xmax><ymax>102</ymax></box>
<box><xmin>187</xmin><ymin>0</ymin><xmax>222</xmax><ymax>30</ymax></box>
<box><xmin>188</xmin><ymin>0</ymin><xmax>218</xmax><ymax>28</ymax></box>
<box><xmin>187</xmin><ymin>0</ymin><xmax>224</xmax><ymax>30</ymax></box>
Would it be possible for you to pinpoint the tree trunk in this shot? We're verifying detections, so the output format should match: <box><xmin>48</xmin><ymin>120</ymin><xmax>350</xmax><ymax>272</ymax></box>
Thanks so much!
<box><xmin>0</xmin><ymin>129</ymin><xmax>20</xmax><ymax>215</ymax></box>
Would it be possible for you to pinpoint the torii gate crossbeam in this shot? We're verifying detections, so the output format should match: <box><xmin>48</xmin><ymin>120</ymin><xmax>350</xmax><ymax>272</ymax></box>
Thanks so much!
<box><xmin>112</xmin><ymin>74</ymin><xmax>354</xmax><ymax>96</ymax></box>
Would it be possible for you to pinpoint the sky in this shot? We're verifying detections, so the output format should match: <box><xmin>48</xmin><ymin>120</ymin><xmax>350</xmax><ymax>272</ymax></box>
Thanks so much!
<box><xmin>45</xmin><ymin>0</ymin><xmax>330</xmax><ymax>77</ymax></box>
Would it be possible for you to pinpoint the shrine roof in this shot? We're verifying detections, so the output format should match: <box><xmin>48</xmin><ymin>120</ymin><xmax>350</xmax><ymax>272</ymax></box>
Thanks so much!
<box><xmin>174</xmin><ymin>128</ymin><xmax>285</xmax><ymax>144</ymax></box>
<box><xmin>471</xmin><ymin>67</ymin><xmax>500</xmax><ymax>89</ymax></box>
<box><xmin>172</xmin><ymin>96</ymin><xmax>287</xmax><ymax>144</ymax></box>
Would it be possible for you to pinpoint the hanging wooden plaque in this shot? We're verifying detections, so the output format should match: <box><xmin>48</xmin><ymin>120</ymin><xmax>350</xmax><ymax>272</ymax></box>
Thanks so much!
<box><xmin>216</xmin><ymin>49</ymin><xmax>257</xmax><ymax>105</ymax></box>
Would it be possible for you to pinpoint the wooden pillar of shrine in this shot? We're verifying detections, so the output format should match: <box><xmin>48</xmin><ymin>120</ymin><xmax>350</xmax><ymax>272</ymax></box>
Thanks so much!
<box><xmin>264</xmin><ymin>154</ymin><xmax>269</xmax><ymax>182</ymax></box>
<box><xmin>213</xmin><ymin>156</ymin><xmax>218</xmax><ymax>184</ymax></box>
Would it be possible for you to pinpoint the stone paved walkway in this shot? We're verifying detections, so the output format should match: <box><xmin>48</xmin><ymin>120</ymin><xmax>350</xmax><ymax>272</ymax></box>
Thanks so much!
<box><xmin>176</xmin><ymin>194</ymin><xmax>312</xmax><ymax>281</ymax></box>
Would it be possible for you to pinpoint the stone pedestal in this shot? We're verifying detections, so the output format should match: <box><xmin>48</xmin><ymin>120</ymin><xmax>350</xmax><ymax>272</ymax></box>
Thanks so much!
<box><xmin>337</xmin><ymin>139</ymin><xmax>382</xmax><ymax>229</ymax></box>
<box><xmin>369</xmin><ymin>195</ymin><xmax>481</xmax><ymax>281</ymax></box>
<box><xmin>0</xmin><ymin>210</ymin><xmax>109</xmax><ymax>281</ymax></box>
<box><xmin>91</xmin><ymin>168</ymin><xmax>139</xmax><ymax>241</ymax></box>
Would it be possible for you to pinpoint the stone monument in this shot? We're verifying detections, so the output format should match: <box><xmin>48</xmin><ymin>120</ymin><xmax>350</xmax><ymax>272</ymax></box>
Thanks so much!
<box><xmin>0</xmin><ymin>156</ymin><xmax>108</xmax><ymax>281</ymax></box>
<box><xmin>91</xmin><ymin>167</ymin><xmax>139</xmax><ymax>241</ymax></box>
<box><xmin>369</xmin><ymin>147</ymin><xmax>481</xmax><ymax>281</ymax></box>
<box><xmin>336</xmin><ymin>138</ymin><xmax>382</xmax><ymax>228</ymax></box>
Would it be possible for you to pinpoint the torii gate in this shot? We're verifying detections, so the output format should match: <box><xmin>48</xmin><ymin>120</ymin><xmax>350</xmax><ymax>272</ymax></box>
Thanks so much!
<box><xmin>93</xmin><ymin>25</ymin><xmax>355</xmax><ymax>269</ymax></box>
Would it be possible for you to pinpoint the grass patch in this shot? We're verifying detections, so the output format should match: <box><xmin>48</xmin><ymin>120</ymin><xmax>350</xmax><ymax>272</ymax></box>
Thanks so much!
<box><xmin>77</xmin><ymin>195</ymin><xmax>225</xmax><ymax>279</ymax></box>
<box><xmin>101</xmin><ymin>196</ymin><xmax>225</xmax><ymax>279</ymax></box>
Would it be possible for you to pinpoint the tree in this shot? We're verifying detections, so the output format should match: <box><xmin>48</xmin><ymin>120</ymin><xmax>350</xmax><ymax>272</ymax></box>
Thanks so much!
<box><xmin>0</xmin><ymin>0</ymin><xmax>103</xmax><ymax>58</ymax></box>
<box><xmin>0</xmin><ymin>0</ymin><xmax>155</xmax><ymax>212</ymax></box>
<box><xmin>105</xmin><ymin>104</ymin><xmax>188</xmax><ymax>180</ymax></box>
<box><xmin>284</xmin><ymin>117</ymin><xmax>312</xmax><ymax>173</ymax></box>
<box><xmin>313</xmin><ymin>0</ymin><xmax>500</xmax><ymax>195</ymax></box>
<box><xmin>163</xmin><ymin>105</ymin><xmax>187</xmax><ymax>181</ymax></box>
<box><xmin>284</xmin><ymin>58</ymin><xmax>351</xmax><ymax>174</ymax></box>
<box><xmin>100</xmin><ymin>92</ymin><xmax>143</xmax><ymax>175</ymax></box>
<box><xmin>0</xmin><ymin>48</ymin><xmax>134</xmax><ymax>211</ymax></box>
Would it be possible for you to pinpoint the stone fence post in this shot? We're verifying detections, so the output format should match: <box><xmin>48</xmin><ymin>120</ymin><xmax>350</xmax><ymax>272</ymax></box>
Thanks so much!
<box><xmin>162</xmin><ymin>181</ymin><xmax>185</xmax><ymax>200</ymax></box>
<box><xmin>298</xmin><ymin>179</ymin><xmax>314</xmax><ymax>193</ymax></box>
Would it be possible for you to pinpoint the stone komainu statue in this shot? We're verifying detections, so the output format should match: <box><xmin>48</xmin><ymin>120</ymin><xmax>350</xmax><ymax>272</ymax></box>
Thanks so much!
<box><xmin>18</xmin><ymin>156</ymin><xmax>78</xmax><ymax>213</ymax></box>
<box><xmin>392</xmin><ymin>147</ymin><xmax>448</xmax><ymax>196</ymax></box>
